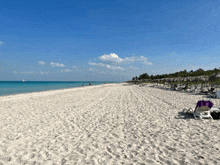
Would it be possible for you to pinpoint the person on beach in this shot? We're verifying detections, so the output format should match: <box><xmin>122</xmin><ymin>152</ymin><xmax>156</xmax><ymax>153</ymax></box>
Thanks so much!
<box><xmin>82</xmin><ymin>84</ymin><xmax>83</xmax><ymax>87</ymax></box>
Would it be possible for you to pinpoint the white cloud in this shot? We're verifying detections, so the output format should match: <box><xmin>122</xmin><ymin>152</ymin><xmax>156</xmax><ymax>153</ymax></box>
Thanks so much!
<box><xmin>0</xmin><ymin>41</ymin><xmax>3</xmax><ymax>46</ymax></box>
<box><xmin>138</xmin><ymin>56</ymin><xmax>153</xmax><ymax>65</ymax></box>
<box><xmin>88</xmin><ymin>62</ymin><xmax>105</xmax><ymax>67</ymax></box>
<box><xmin>61</xmin><ymin>69</ymin><xmax>72</xmax><ymax>72</ymax></box>
<box><xmin>88</xmin><ymin>62</ymin><xmax>124</xmax><ymax>70</ymax></box>
<box><xmin>50</xmin><ymin>62</ymin><xmax>65</xmax><ymax>67</ymax></box>
<box><xmin>128</xmin><ymin>66</ymin><xmax>139</xmax><ymax>70</ymax></box>
<box><xmin>72</xmin><ymin>66</ymin><xmax>77</xmax><ymax>68</ymax></box>
<box><xmin>14</xmin><ymin>71</ymin><xmax>18</xmax><ymax>73</ymax></box>
<box><xmin>88</xmin><ymin>62</ymin><xmax>95</xmax><ymax>66</ymax></box>
<box><xmin>39</xmin><ymin>61</ymin><xmax>45</xmax><ymax>65</ymax></box>
<box><xmin>40</xmin><ymin>71</ymin><xmax>48</xmax><ymax>74</ymax></box>
<box><xmin>89</xmin><ymin>68</ymin><xmax>98</xmax><ymax>72</ymax></box>
<box><xmin>98</xmin><ymin>53</ymin><xmax>152</xmax><ymax>66</ymax></box>
<box><xmin>99</xmin><ymin>53</ymin><xmax>123</xmax><ymax>63</ymax></box>
<box><xmin>21</xmin><ymin>71</ymin><xmax>33</xmax><ymax>74</ymax></box>
<box><xmin>89</xmin><ymin>54</ymin><xmax>152</xmax><ymax>75</ymax></box>
<box><xmin>106</xmin><ymin>65</ymin><xmax>124</xmax><ymax>70</ymax></box>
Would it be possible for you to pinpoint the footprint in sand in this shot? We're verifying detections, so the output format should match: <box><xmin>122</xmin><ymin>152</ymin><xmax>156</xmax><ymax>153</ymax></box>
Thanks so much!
<box><xmin>165</xmin><ymin>145</ymin><xmax>177</xmax><ymax>152</ymax></box>
<box><xmin>111</xmin><ymin>132</ymin><xmax>119</xmax><ymax>138</ymax></box>
<box><xmin>103</xmin><ymin>152</ymin><xmax>113</xmax><ymax>160</ymax></box>
<box><xmin>106</xmin><ymin>146</ymin><xmax>112</xmax><ymax>153</ymax></box>
<box><xmin>0</xmin><ymin>156</ymin><xmax>12</xmax><ymax>162</ymax></box>
<box><xmin>127</xmin><ymin>144</ymin><xmax>132</xmax><ymax>149</ymax></box>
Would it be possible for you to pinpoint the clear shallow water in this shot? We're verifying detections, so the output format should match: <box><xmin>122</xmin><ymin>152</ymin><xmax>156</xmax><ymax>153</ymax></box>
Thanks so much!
<box><xmin>0</xmin><ymin>81</ymin><xmax>123</xmax><ymax>96</ymax></box>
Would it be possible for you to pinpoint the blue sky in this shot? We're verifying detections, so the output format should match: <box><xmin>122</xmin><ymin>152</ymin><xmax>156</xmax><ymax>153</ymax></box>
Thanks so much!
<box><xmin>1</xmin><ymin>0</ymin><xmax>220</xmax><ymax>81</ymax></box>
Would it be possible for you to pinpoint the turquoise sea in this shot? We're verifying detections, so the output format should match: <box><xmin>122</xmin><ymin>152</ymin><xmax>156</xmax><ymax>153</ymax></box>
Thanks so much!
<box><xmin>0</xmin><ymin>81</ymin><xmax>123</xmax><ymax>96</ymax></box>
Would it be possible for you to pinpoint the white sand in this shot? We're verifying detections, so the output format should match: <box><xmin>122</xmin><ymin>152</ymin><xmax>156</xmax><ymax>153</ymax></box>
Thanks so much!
<box><xmin>0</xmin><ymin>83</ymin><xmax>220</xmax><ymax>165</ymax></box>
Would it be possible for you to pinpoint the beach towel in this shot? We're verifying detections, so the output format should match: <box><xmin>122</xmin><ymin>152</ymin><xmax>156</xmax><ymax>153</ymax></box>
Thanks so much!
<box><xmin>195</xmin><ymin>100</ymin><xmax>213</xmax><ymax>112</ymax></box>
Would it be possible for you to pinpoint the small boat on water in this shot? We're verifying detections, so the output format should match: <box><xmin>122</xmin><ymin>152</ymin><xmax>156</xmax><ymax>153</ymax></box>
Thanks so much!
<box><xmin>23</xmin><ymin>80</ymin><xmax>26</xmax><ymax>82</ymax></box>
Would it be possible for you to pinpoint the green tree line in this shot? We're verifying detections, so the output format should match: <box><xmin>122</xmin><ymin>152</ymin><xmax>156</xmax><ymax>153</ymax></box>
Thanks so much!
<box><xmin>132</xmin><ymin>67</ymin><xmax>220</xmax><ymax>81</ymax></box>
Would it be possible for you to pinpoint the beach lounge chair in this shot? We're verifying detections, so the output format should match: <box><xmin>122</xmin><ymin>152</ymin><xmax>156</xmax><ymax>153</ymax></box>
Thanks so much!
<box><xmin>183</xmin><ymin>107</ymin><xmax>194</xmax><ymax>115</ymax></box>
<box><xmin>194</xmin><ymin>100</ymin><xmax>215</xmax><ymax>119</ymax></box>
<box><xmin>183</xmin><ymin>107</ymin><xmax>220</xmax><ymax>119</ymax></box>
<box><xmin>194</xmin><ymin>105</ymin><xmax>213</xmax><ymax>119</ymax></box>
<box><xmin>183</xmin><ymin>100</ymin><xmax>214</xmax><ymax>119</ymax></box>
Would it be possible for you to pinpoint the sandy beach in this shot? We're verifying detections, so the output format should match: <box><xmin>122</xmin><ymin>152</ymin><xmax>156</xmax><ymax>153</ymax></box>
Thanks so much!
<box><xmin>0</xmin><ymin>83</ymin><xmax>220</xmax><ymax>165</ymax></box>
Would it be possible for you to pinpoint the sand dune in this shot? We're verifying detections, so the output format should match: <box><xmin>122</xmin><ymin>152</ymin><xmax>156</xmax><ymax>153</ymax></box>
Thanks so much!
<box><xmin>0</xmin><ymin>83</ymin><xmax>220</xmax><ymax>165</ymax></box>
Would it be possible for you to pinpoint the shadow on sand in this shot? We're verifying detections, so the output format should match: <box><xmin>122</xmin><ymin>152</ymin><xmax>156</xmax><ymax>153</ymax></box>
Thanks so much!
<box><xmin>175</xmin><ymin>111</ymin><xmax>194</xmax><ymax>120</ymax></box>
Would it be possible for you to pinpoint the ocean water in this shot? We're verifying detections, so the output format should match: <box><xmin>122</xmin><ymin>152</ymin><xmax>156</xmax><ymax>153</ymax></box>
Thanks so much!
<box><xmin>0</xmin><ymin>81</ymin><xmax>123</xmax><ymax>96</ymax></box>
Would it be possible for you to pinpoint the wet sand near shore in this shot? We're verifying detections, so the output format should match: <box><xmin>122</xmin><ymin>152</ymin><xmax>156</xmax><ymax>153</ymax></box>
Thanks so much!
<box><xmin>0</xmin><ymin>83</ymin><xmax>220</xmax><ymax>165</ymax></box>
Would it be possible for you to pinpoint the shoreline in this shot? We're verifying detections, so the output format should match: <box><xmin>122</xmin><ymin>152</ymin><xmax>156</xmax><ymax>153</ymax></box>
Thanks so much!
<box><xmin>0</xmin><ymin>82</ymin><xmax>124</xmax><ymax>98</ymax></box>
